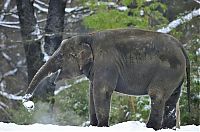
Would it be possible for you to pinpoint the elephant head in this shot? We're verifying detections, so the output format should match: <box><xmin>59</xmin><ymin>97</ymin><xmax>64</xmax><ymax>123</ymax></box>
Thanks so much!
<box><xmin>23</xmin><ymin>34</ymin><xmax>94</xmax><ymax>101</ymax></box>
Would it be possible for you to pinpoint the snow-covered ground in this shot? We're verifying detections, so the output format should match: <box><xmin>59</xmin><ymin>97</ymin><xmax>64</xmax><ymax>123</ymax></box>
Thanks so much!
<box><xmin>0</xmin><ymin>121</ymin><xmax>199</xmax><ymax>132</ymax></box>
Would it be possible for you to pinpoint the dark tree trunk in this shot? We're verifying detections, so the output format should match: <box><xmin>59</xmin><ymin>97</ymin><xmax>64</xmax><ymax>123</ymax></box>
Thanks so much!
<box><xmin>16</xmin><ymin>0</ymin><xmax>44</xmax><ymax>84</ymax></box>
<box><xmin>44</xmin><ymin>0</ymin><xmax>67</xmax><ymax>56</ymax></box>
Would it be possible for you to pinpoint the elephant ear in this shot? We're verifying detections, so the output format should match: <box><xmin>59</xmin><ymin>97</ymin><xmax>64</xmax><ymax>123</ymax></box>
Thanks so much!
<box><xmin>78</xmin><ymin>43</ymin><xmax>93</xmax><ymax>71</ymax></box>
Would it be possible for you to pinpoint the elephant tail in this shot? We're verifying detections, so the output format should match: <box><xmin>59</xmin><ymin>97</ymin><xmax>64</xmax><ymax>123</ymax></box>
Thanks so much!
<box><xmin>186</xmin><ymin>53</ymin><xmax>191</xmax><ymax>113</ymax></box>
<box><xmin>181</xmin><ymin>45</ymin><xmax>191</xmax><ymax>113</ymax></box>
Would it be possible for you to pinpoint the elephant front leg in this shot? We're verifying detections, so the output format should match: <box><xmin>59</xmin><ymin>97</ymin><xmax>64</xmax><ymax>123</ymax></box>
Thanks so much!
<box><xmin>89</xmin><ymin>82</ymin><xmax>98</xmax><ymax>126</ymax></box>
<box><xmin>93</xmin><ymin>84</ymin><xmax>113</xmax><ymax>127</ymax></box>
<box><xmin>92</xmin><ymin>67</ymin><xmax>118</xmax><ymax>127</ymax></box>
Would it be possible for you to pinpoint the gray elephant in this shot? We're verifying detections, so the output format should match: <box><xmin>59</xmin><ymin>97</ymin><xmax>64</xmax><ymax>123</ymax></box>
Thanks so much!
<box><xmin>23</xmin><ymin>28</ymin><xmax>190</xmax><ymax>130</ymax></box>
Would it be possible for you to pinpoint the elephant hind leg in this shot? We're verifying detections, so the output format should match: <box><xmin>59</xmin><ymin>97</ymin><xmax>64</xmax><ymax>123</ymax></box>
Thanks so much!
<box><xmin>147</xmin><ymin>89</ymin><xmax>166</xmax><ymax>130</ymax></box>
<box><xmin>162</xmin><ymin>83</ymin><xmax>182</xmax><ymax>129</ymax></box>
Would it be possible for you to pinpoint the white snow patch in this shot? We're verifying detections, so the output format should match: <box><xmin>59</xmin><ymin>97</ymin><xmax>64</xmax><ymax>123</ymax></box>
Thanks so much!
<box><xmin>65</xmin><ymin>7</ymin><xmax>78</xmax><ymax>13</ymax></box>
<box><xmin>196</xmin><ymin>48</ymin><xmax>200</xmax><ymax>55</ymax></box>
<box><xmin>117</xmin><ymin>6</ymin><xmax>128</xmax><ymax>11</ymax></box>
<box><xmin>0</xmin><ymin>121</ymin><xmax>199</xmax><ymax>132</ymax></box>
<box><xmin>22</xmin><ymin>101</ymin><xmax>35</xmax><ymax>112</ymax></box>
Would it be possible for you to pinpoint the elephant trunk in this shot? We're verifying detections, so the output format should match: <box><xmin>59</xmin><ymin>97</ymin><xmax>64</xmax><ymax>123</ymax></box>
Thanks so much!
<box><xmin>25</xmin><ymin>51</ymin><xmax>63</xmax><ymax>95</ymax></box>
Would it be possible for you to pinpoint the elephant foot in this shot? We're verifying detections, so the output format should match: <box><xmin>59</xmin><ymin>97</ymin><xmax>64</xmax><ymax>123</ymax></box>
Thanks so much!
<box><xmin>97</xmin><ymin>120</ymin><xmax>109</xmax><ymax>127</ymax></box>
<box><xmin>162</xmin><ymin>118</ymin><xmax>176</xmax><ymax>129</ymax></box>
<box><xmin>147</xmin><ymin>120</ymin><xmax>162</xmax><ymax>130</ymax></box>
<box><xmin>90</xmin><ymin>121</ymin><xmax>98</xmax><ymax>126</ymax></box>
<box><xmin>97</xmin><ymin>123</ymin><xmax>109</xmax><ymax>127</ymax></box>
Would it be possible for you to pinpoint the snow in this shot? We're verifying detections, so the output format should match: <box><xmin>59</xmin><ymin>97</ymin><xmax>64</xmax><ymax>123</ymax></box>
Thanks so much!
<box><xmin>117</xmin><ymin>6</ymin><xmax>128</xmax><ymax>11</ymax></box>
<box><xmin>40</xmin><ymin>39</ymin><xmax>50</xmax><ymax>62</ymax></box>
<box><xmin>0</xmin><ymin>121</ymin><xmax>199</xmax><ymax>132</ymax></box>
<box><xmin>22</xmin><ymin>100</ymin><xmax>35</xmax><ymax>111</ymax></box>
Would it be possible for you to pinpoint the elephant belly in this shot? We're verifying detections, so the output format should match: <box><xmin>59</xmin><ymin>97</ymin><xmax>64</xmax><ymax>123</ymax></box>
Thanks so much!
<box><xmin>115</xmin><ymin>65</ymin><xmax>156</xmax><ymax>95</ymax></box>
<box><xmin>115</xmin><ymin>75</ymin><xmax>149</xmax><ymax>95</ymax></box>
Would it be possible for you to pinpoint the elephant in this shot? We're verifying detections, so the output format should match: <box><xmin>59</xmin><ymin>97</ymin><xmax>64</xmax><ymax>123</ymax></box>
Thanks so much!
<box><xmin>23</xmin><ymin>28</ymin><xmax>190</xmax><ymax>130</ymax></box>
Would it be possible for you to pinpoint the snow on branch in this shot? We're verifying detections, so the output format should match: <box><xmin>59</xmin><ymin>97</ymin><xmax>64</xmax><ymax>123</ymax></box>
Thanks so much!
<box><xmin>0</xmin><ymin>21</ymin><xmax>19</xmax><ymax>25</ymax></box>
<box><xmin>33</xmin><ymin>3</ymin><xmax>48</xmax><ymax>13</ymax></box>
<box><xmin>0</xmin><ymin>90</ymin><xmax>23</xmax><ymax>101</ymax></box>
<box><xmin>0</xmin><ymin>0</ymin><xmax>11</xmax><ymax>21</ymax></box>
<box><xmin>157</xmin><ymin>8</ymin><xmax>200</xmax><ymax>33</ymax></box>
<box><xmin>0</xmin><ymin>101</ymin><xmax>8</xmax><ymax>109</ymax></box>
<box><xmin>35</xmin><ymin>0</ymin><xmax>49</xmax><ymax>8</ymax></box>
<box><xmin>54</xmin><ymin>77</ymin><xmax>88</xmax><ymax>95</ymax></box>
<box><xmin>3</xmin><ymin>69</ymin><xmax>18</xmax><ymax>78</ymax></box>
<box><xmin>41</xmin><ymin>39</ymin><xmax>50</xmax><ymax>62</ymax></box>
<box><xmin>0</xmin><ymin>23</ymin><xmax>20</xmax><ymax>29</ymax></box>
<box><xmin>194</xmin><ymin>0</ymin><xmax>200</xmax><ymax>4</ymax></box>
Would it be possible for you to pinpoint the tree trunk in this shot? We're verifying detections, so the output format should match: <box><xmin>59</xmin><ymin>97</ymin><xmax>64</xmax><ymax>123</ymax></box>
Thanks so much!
<box><xmin>44</xmin><ymin>0</ymin><xmax>67</xmax><ymax>56</ymax></box>
<box><xmin>16</xmin><ymin>0</ymin><xmax>44</xmax><ymax>84</ymax></box>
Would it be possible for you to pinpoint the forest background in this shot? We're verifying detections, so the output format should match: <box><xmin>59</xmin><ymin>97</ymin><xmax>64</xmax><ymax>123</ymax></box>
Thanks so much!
<box><xmin>0</xmin><ymin>0</ymin><xmax>199</xmax><ymax>126</ymax></box>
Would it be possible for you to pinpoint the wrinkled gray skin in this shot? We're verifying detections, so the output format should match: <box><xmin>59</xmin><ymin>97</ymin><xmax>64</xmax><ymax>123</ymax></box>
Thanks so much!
<box><xmin>24</xmin><ymin>28</ymin><xmax>190</xmax><ymax>130</ymax></box>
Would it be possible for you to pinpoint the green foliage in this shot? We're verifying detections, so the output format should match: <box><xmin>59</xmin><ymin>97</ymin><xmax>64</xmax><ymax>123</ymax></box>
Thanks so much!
<box><xmin>55</xmin><ymin>80</ymin><xmax>89</xmax><ymax>125</ymax></box>
<box><xmin>83</xmin><ymin>9</ymin><xmax>148</xmax><ymax>30</ymax></box>
<box><xmin>83</xmin><ymin>0</ymin><xmax>168</xmax><ymax>31</ymax></box>
<box><xmin>122</xmin><ymin>0</ymin><xmax>133</xmax><ymax>6</ymax></box>
<box><xmin>136</xmin><ymin>0</ymin><xmax>146</xmax><ymax>7</ymax></box>
<box><xmin>179</xmin><ymin>35</ymin><xmax>200</xmax><ymax>125</ymax></box>
<box><xmin>9</xmin><ymin>104</ymin><xmax>34</xmax><ymax>125</ymax></box>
